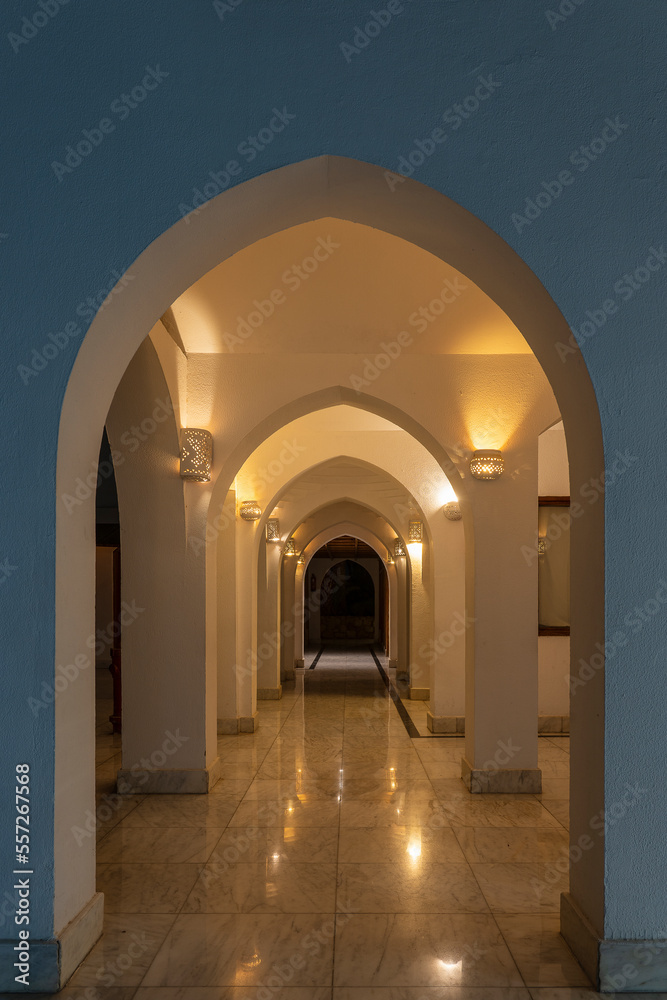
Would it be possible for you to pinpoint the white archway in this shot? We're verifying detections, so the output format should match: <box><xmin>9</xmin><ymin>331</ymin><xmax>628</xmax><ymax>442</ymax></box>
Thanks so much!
<box><xmin>54</xmin><ymin>155</ymin><xmax>604</xmax><ymax>968</ymax></box>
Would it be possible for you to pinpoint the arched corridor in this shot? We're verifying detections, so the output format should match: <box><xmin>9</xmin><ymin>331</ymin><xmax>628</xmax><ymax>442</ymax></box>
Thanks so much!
<box><xmin>6</xmin><ymin>130</ymin><xmax>664</xmax><ymax>993</ymax></box>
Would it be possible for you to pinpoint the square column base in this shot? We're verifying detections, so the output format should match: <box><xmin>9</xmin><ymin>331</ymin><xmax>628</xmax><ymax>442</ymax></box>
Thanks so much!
<box><xmin>258</xmin><ymin>686</ymin><xmax>282</xmax><ymax>700</ymax></box>
<box><xmin>409</xmin><ymin>687</ymin><xmax>430</xmax><ymax>700</ymax></box>
<box><xmin>218</xmin><ymin>714</ymin><xmax>259</xmax><ymax>734</ymax></box>
<box><xmin>427</xmin><ymin>712</ymin><xmax>465</xmax><ymax>734</ymax></box>
<box><xmin>117</xmin><ymin>756</ymin><xmax>222</xmax><ymax>794</ymax></box>
<box><xmin>461</xmin><ymin>756</ymin><xmax>542</xmax><ymax>793</ymax></box>
<box><xmin>295</xmin><ymin>658</ymin><xmax>305</xmax><ymax>668</ymax></box>
<box><xmin>0</xmin><ymin>892</ymin><xmax>104</xmax><ymax>992</ymax></box>
<box><xmin>538</xmin><ymin>714</ymin><xmax>570</xmax><ymax>733</ymax></box>
<box><xmin>561</xmin><ymin>891</ymin><xmax>667</xmax><ymax>991</ymax></box>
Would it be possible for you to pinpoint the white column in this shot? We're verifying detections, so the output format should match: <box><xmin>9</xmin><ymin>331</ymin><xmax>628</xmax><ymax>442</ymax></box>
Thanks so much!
<box><xmin>462</xmin><ymin>441</ymin><xmax>540</xmax><ymax>793</ymax></box>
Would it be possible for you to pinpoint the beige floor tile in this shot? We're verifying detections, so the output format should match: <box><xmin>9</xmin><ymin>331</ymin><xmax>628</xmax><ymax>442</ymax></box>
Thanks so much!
<box><xmin>338</xmin><ymin>825</ymin><xmax>466</xmax><ymax>864</ymax></box>
<box><xmin>333</xmin><ymin>913</ymin><xmax>523</xmax><ymax>987</ymax></box>
<box><xmin>97</xmin><ymin>826</ymin><xmax>226</xmax><ymax>864</ymax></box>
<box><xmin>182</xmin><ymin>861</ymin><xmax>337</xmax><ymax>913</ymax></box>
<box><xmin>211</xmin><ymin>825</ymin><xmax>338</xmax><ymax>865</ymax></box>
<box><xmin>496</xmin><ymin>915</ymin><xmax>591</xmax><ymax>987</ymax></box>
<box><xmin>452</xmin><ymin>827</ymin><xmax>569</xmax><ymax>864</ymax></box>
<box><xmin>470</xmin><ymin>862</ymin><xmax>568</xmax><ymax>913</ymax></box>
<box><xmin>120</xmin><ymin>795</ymin><xmax>239</xmax><ymax>829</ymax></box>
<box><xmin>541</xmin><ymin>800</ymin><xmax>569</xmax><ymax>830</ymax></box>
<box><xmin>97</xmin><ymin>863</ymin><xmax>202</xmax><ymax>913</ymax></box>
<box><xmin>229</xmin><ymin>797</ymin><xmax>340</xmax><ymax>828</ymax></box>
<box><xmin>142</xmin><ymin>913</ymin><xmax>336</xmax><ymax>987</ymax></box>
<box><xmin>67</xmin><ymin>913</ymin><xmax>175</xmax><ymax>987</ymax></box>
<box><xmin>338</xmin><ymin>862</ymin><xmax>489</xmax><ymax>913</ymax></box>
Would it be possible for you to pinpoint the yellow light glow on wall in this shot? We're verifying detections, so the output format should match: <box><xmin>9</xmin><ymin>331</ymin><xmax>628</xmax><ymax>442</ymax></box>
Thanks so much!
<box><xmin>283</xmin><ymin>538</ymin><xmax>296</xmax><ymax>556</ymax></box>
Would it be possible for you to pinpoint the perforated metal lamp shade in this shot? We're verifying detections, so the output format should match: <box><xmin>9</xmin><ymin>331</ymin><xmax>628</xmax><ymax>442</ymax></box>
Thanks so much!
<box><xmin>239</xmin><ymin>500</ymin><xmax>262</xmax><ymax>520</ymax></box>
<box><xmin>180</xmin><ymin>428</ymin><xmax>213</xmax><ymax>481</ymax></box>
<box><xmin>394</xmin><ymin>538</ymin><xmax>406</xmax><ymax>557</ymax></box>
<box><xmin>470</xmin><ymin>449</ymin><xmax>504</xmax><ymax>480</ymax></box>
<box><xmin>408</xmin><ymin>520</ymin><xmax>423</xmax><ymax>542</ymax></box>
<box><xmin>266</xmin><ymin>518</ymin><xmax>280</xmax><ymax>542</ymax></box>
<box><xmin>444</xmin><ymin>501</ymin><xmax>462</xmax><ymax>521</ymax></box>
<box><xmin>283</xmin><ymin>538</ymin><xmax>297</xmax><ymax>556</ymax></box>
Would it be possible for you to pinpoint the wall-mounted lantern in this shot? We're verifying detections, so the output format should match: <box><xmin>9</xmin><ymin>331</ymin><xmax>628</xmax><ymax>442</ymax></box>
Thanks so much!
<box><xmin>239</xmin><ymin>500</ymin><xmax>262</xmax><ymax>520</ymax></box>
<box><xmin>394</xmin><ymin>538</ymin><xmax>406</xmax><ymax>558</ymax></box>
<box><xmin>408</xmin><ymin>520</ymin><xmax>423</xmax><ymax>543</ymax></box>
<box><xmin>470</xmin><ymin>449</ymin><xmax>504</xmax><ymax>480</ymax></box>
<box><xmin>283</xmin><ymin>538</ymin><xmax>297</xmax><ymax>556</ymax></box>
<box><xmin>443</xmin><ymin>501</ymin><xmax>462</xmax><ymax>521</ymax></box>
<box><xmin>180</xmin><ymin>428</ymin><xmax>213</xmax><ymax>482</ymax></box>
<box><xmin>266</xmin><ymin>518</ymin><xmax>280</xmax><ymax>542</ymax></box>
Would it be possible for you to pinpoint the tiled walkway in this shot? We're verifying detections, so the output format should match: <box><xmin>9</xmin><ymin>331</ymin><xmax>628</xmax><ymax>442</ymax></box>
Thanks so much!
<box><xmin>47</xmin><ymin>647</ymin><xmax>598</xmax><ymax>998</ymax></box>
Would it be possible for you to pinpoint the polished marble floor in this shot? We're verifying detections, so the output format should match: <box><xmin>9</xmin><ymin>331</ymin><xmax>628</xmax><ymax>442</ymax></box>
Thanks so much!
<box><xmin>37</xmin><ymin>647</ymin><xmax>622</xmax><ymax>999</ymax></box>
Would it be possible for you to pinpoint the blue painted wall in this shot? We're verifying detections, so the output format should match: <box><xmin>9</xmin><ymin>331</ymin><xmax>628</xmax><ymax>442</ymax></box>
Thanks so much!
<box><xmin>1</xmin><ymin>0</ymin><xmax>666</xmax><ymax>941</ymax></box>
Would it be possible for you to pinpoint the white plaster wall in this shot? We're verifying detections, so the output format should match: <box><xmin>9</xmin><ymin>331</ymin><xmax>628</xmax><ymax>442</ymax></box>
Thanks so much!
<box><xmin>538</xmin><ymin>636</ymin><xmax>571</xmax><ymax>717</ymax></box>
<box><xmin>538</xmin><ymin>421</ymin><xmax>570</xmax><ymax>495</ymax></box>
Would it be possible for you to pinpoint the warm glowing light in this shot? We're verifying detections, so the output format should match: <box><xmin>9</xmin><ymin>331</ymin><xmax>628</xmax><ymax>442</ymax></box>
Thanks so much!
<box><xmin>443</xmin><ymin>501</ymin><xmax>462</xmax><ymax>521</ymax></box>
<box><xmin>179</xmin><ymin>428</ymin><xmax>213</xmax><ymax>482</ymax></box>
<box><xmin>438</xmin><ymin>958</ymin><xmax>463</xmax><ymax>981</ymax></box>
<box><xmin>271</xmin><ymin>853</ymin><xmax>280</xmax><ymax>861</ymax></box>
<box><xmin>394</xmin><ymin>538</ymin><xmax>406</xmax><ymax>558</ymax></box>
<box><xmin>408</xmin><ymin>520</ymin><xmax>423</xmax><ymax>543</ymax></box>
<box><xmin>239</xmin><ymin>500</ymin><xmax>262</xmax><ymax>520</ymax></box>
<box><xmin>407</xmin><ymin>836</ymin><xmax>422</xmax><ymax>860</ymax></box>
<box><xmin>266</xmin><ymin>518</ymin><xmax>280</xmax><ymax>542</ymax></box>
<box><xmin>470</xmin><ymin>449</ymin><xmax>504</xmax><ymax>480</ymax></box>
<box><xmin>283</xmin><ymin>538</ymin><xmax>297</xmax><ymax>556</ymax></box>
